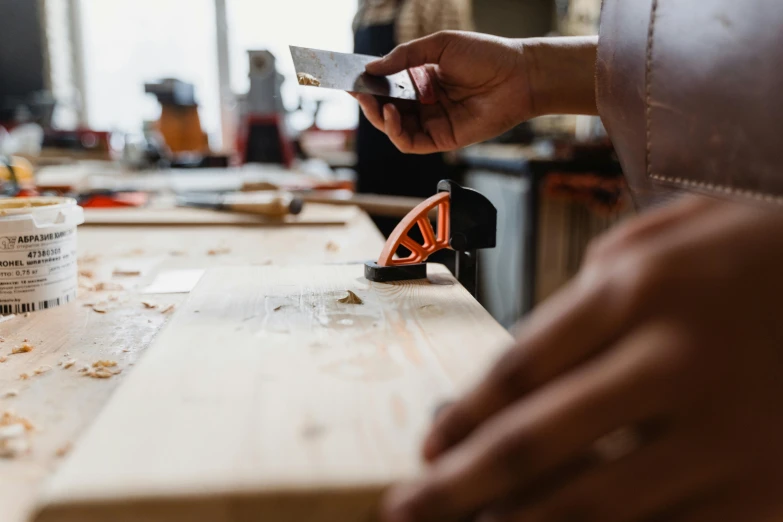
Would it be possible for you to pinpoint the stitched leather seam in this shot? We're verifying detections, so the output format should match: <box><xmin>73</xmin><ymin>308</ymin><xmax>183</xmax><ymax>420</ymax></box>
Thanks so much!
<box><xmin>644</xmin><ymin>0</ymin><xmax>783</xmax><ymax>205</ymax></box>
<box><xmin>649</xmin><ymin>174</ymin><xmax>783</xmax><ymax>204</ymax></box>
<box><xmin>645</xmin><ymin>0</ymin><xmax>658</xmax><ymax>178</ymax></box>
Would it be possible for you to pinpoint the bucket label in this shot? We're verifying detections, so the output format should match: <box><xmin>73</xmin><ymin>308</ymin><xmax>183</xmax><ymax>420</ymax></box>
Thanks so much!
<box><xmin>0</xmin><ymin>227</ymin><xmax>79</xmax><ymax>315</ymax></box>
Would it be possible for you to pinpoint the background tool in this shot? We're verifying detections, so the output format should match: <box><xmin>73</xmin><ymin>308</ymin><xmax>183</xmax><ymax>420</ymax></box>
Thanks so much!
<box><xmin>177</xmin><ymin>191</ymin><xmax>304</xmax><ymax>218</ymax></box>
<box><xmin>289</xmin><ymin>46</ymin><xmax>437</xmax><ymax>104</ymax></box>
<box><xmin>365</xmin><ymin>180</ymin><xmax>498</xmax><ymax>296</ymax></box>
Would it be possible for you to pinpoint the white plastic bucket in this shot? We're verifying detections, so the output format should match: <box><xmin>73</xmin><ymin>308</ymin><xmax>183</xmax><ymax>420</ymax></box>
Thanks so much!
<box><xmin>0</xmin><ymin>197</ymin><xmax>85</xmax><ymax>315</ymax></box>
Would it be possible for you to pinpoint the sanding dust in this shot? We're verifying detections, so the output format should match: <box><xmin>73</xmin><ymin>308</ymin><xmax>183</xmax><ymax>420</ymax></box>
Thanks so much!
<box><xmin>0</xmin><ymin>410</ymin><xmax>35</xmax><ymax>459</ymax></box>
<box><xmin>11</xmin><ymin>343</ymin><xmax>33</xmax><ymax>355</ymax></box>
<box><xmin>55</xmin><ymin>442</ymin><xmax>72</xmax><ymax>458</ymax></box>
<box><xmin>297</xmin><ymin>72</ymin><xmax>321</xmax><ymax>87</ymax></box>
<box><xmin>112</xmin><ymin>269</ymin><xmax>142</xmax><ymax>277</ymax></box>
<box><xmin>84</xmin><ymin>361</ymin><xmax>121</xmax><ymax>379</ymax></box>
<box><xmin>337</xmin><ymin>291</ymin><xmax>364</xmax><ymax>305</ymax></box>
<box><xmin>95</xmin><ymin>282</ymin><xmax>124</xmax><ymax>292</ymax></box>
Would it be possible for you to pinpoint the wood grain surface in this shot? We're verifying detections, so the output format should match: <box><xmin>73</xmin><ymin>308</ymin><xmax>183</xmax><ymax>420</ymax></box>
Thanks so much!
<box><xmin>0</xmin><ymin>210</ymin><xmax>385</xmax><ymax>522</ymax></box>
<box><xmin>82</xmin><ymin>203</ymin><xmax>357</xmax><ymax>227</ymax></box>
<box><xmin>32</xmin><ymin>264</ymin><xmax>512</xmax><ymax>522</ymax></box>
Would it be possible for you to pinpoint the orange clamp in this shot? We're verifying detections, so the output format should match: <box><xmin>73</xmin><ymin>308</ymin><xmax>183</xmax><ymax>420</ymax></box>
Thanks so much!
<box><xmin>377</xmin><ymin>192</ymin><xmax>451</xmax><ymax>267</ymax></box>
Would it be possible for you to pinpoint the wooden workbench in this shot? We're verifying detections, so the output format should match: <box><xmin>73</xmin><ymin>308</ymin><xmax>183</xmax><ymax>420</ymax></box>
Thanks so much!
<box><xmin>0</xmin><ymin>209</ymin><xmax>386</xmax><ymax>522</ymax></box>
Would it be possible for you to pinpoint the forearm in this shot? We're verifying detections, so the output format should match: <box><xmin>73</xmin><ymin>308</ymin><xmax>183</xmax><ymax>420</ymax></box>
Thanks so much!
<box><xmin>523</xmin><ymin>36</ymin><xmax>599</xmax><ymax>117</ymax></box>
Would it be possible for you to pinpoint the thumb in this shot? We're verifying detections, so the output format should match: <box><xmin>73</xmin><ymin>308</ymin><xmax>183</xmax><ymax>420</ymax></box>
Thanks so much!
<box><xmin>366</xmin><ymin>32</ymin><xmax>451</xmax><ymax>75</ymax></box>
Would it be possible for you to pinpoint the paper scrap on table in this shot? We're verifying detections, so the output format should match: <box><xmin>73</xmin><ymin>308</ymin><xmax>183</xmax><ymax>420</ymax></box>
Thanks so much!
<box><xmin>141</xmin><ymin>270</ymin><xmax>205</xmax><ymax>295</ymax></box>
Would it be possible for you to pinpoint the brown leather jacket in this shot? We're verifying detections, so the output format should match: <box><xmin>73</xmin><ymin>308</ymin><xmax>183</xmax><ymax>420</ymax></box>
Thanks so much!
<box><xmin>597</xmin><ymin>0</ymin><xmax>783</xmax><ymax>209</ymax></box>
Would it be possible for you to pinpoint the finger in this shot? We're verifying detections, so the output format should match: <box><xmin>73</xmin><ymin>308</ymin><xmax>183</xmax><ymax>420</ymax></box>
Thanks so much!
<box><xmin>483</xmin><ymin>428</ymin><xmax>730</xmax><ymax>522</ymax></box>
<box><xmin>383</xmin><ymin>323</ymin><xmax>680</xmax><ymax>522</ymax></box>
<box><xmin>355</xmin><ymin>93</ymin><xmax>386</xmax><ymax>133</ymax></box>
<box><xmin>422</xmin><ymin>273</ymin><xmax>637</xmax><ymax>462</ymax></box>
<box><xmin>367</xmin><ymin>32</ymin><xmax>452</xmax><ymax>75</ymax></box>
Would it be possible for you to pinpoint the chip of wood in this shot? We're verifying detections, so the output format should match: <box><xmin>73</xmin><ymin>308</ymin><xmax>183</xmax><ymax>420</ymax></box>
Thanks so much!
<box><xmin>33</xmin><ymin>366</ymin><xmax>52</xmax><ymax>376</ymax></box>
<box><xmin>19</xmin><ymin>373</ymin><xmax>29</xmax><ymax>381</ymax></box>
<box><xmin>325</xmin><ymin>241</ymin><xmax>340</xmax><ymax>252</ymax></box>
<box><xmin>95</xmin><ymin>282</ymin><xmax>124</xmax><ymax>292</ymax></box>
<box><xmin>2</xmin><ymin>390</ymin><xmax>18</xmax><ymax>399</ymax></box>
<box><xmin>11</xmin><ymin>343</ymin><xmax>33</xmax><ymax>355</ymax></box>
<box><xmin>55</xmin><ymin>442</ymin><xmax>72</xmax><ymax>458</ymax></box>
<box><xmin>141</xmin><ymin>301</ymin><xmax>159</xmax><ymax>309</ymax></box>
<box><xmin>91</xmin><ymin>305</ymin><xmax>108</xmax><ymax>314</ymax></box>
<box><xmin>207</xmin><ymin>247</ymin><xmax>231</xmax><ymax>256</ymax></box>
<box><xmin>92</xmin><ymin>360</ymin><xmax>118</xmax><ymax>368</ymax></box>
<box><xmin>337</xmin><ymin>290</ymin><xmax>364</xmax><ymax>305</ymax></box>
<box><xmin>297</xmin><ymin>72</ymin><xmax>321</xmax><ymax>87</ymax></box>
<box><xmin>63</xmin><ymin>359</ymin><xmax>77</xmax><ymax>369</ymax></box>
<box><xmin>78</xmin><ymin>268</ymin><xmax>95</xmax><ymax>278</ymax></box>
<box><xmin>112</xmin><ymin>269</ymin><xmax>142</xmax><ymax>277</ymax></box>
<box><xmin>160</xmin><ymin>304</ymin><xmax>176</xmax><ymax>314</ymax></box>
<box><xmin>0</xmin><ymin>356</ymin><xmax>7</xmax><ymax>363</ymax></box>
<box><xmin>84</xmin><ymin>367</ymin><xmax>122</xmax><ymax>379</ymax></box>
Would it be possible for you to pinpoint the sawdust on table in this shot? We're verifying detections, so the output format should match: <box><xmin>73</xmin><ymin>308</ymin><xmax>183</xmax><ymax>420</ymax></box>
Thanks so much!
<box><xmin>112</xmin><ymin>269</ymin><xmax>142</xmax><ymax>277</ymax></box>
<box><xmin>84</xmin><ymin>360</ymin><xmax>121</xmax><ymax>379</ymax></box>
<box><xmin>0</xmin><ymin>410</ymin><xmax>35</xmax><ymax>459</ymax></box>
<box><xmin>337</xmin><ymin>291</ymin><xmax>364</xmax><ymax>305</ymax></box>
<box><xmin>207</xmin><ymin>247</ymin><xmax>231</xmax><ymax>256</ymax></box>
<box><xmin>326</xmin><ymin>241</ymin><xmax>340</xmax><ymax>252</ymax></box>
<box><xmin>55</xmin><ymin>442</ymin><xmax>72</xmax><ymax>458</ymax></box>
<box><xmin>11</xmin><ymin>343</ymin><xmax>33</xmax><ymax>355</ymax></box>
<box><xmin>0</xmin><ymin>356</ymin><xmax>7</xmax><ymax>363</ymax></box>
<box><xmin>2</xmin><ymin>390</ymin><xmax>18</xmax><ymax>399</ymax></box>
<box><xmin>19</xmin><ymin>373</ymin><xmax>29</xmax><ymax>381</ymax></box>
<box><xmin>160</xmin><ymin>304</ymin><xmax>176</xmax><ymax>314</ymax></box>
<box><xmin>297</xmin><ymin>72</ymin><xmax>321</xmax><ymax>87</ymax></box>
<box><xmin>141</xmin><ymin>300</ymin><xmax>159</xmax><ymax>310</ymax></box>
<box><xmin>95</xmin><ymin>281</ymin><xmax>124</xmax><ymax>292</ymax></box>
<box><xmin>33</xmin><ymin>366</ymin><xmax>52</xmax><ymax>376</ymax></box>
<box><xmin>63</xmin><ymin>359</ymin><xmax>77</xmax><ymax>370</ymax></box>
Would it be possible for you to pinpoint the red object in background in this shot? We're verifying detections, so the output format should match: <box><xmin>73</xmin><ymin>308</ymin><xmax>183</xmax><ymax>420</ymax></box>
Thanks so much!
<box><xmin>79</xmin><ymin>192</ymin><xmax>149</xmax><ymax>208</ymax></box>
<box><xmin>237</xmin><ymin>114</ymin><xmax>294</xmax><ymax>168</ymax></box>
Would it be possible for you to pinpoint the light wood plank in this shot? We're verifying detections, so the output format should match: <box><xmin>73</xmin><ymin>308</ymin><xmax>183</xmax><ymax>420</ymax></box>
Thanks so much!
<box><xmin>82</xmin><ymin>203</ymin><xmax>357</xmax><ymax>227</ymax></box>
<box><xmin>33</xmin><ymin>264</ymin><xmax>511</xmax><ymax>522</ymax></box>
<box><xmin>1</xmin><ymin>211</ymin><xmax>385</xmax><ymax>522</ymax></box>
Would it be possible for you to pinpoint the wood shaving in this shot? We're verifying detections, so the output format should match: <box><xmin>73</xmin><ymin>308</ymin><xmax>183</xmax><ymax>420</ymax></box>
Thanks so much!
<box><xmin>160</xmin><ymin>304</ymin><xmax>176</xmax><ymax>314</ymax></box>
<box><xmin>11</xmin><ymin>343</ymin><xmax>33</xmax><ymax>355</ymax></box>
<box><xmin>78</xmin><ymin>268</ymin><xmax>95</xmax><ymax>278</ymax></box>
<box><xmin>207</xmin><ymin>247</ymin><xmax>231</xmax><ymax>256</ymax></box>
<box><xmin>78</xmin><ymin>366</ymin><xmax>89</xmax><ymax>373</ymax></box>
<box><xmin>84</xmin><ymin>367</ymin><xmax>122</xmax><ymax>379</ymax></box>
<box><xmin>92</xmin><ymin>360</ymin><xmax>117</xmax><ymax>368</ymax></box>
<box><xmin>78</xmin><ymin>276</ymin><xmax>96</xmax><ymax>291</ymax></box>
<box><xmin>95</xmin><ymin>282</ymin><xmax>124</xmax><ymax>292</ymax></box>
<box><xmin>33</xmin><ymin>366</ymin><xmax>52</xmax><ymax>376</ymax></box>
<box><xmin>63</xmin><ymin>359</ymin><xmax>77</xmax><ymax>369</ymax></box>
<box><xmin>273</xmin><ymin>305</ymin><xmax>283</xmax><ymax>312</ymax></box>
<box><xmin>78</xmin><ymin>254</ymin><xmax>101</xmax><ymax>264</ymax></box>
<box><xmin>337</xmin><ymin>291</ymin><xmax>364</xmax><ymax>305</ymax></box>
<box><xmin>112</xmin><ymin>269</ymin><xmax>142</xmax><ymax>277</ymax></box>
<box><xmin>91</xmin><ymin>305</ymin><xmax>108</xmax><ymax>314</ymax></box>
<box><xmin>0</xmin><ymin>356</ymin><xmax>7</xmax><ymax>363</ymax></box>
<box><xmin>55</xmin><ymin>442</ymin><xmax>72</xmax><ymax>458</ymax></box>
<box><xmin>325</xmin><ymin>241</ymin><xmax>340</xmax><ymax>252</ymax></box>
<box><xmin>141</xmin><ymin>301</ymin><xmax>159</xmax><ymax>309</ymax></box>
<box><xmin>19</xmin><ymin>373</ymin><xmax>29</xmax><ymax>381</ymax></box>
<box><xmin>297</xmin><ymin>72</ymin><xmax>321</xmax><ymax>87</ymax></box>
<box><xmin>2</xmin><ymin>390</ymin><xmax>18</xmax><ymax>399</ymax></box>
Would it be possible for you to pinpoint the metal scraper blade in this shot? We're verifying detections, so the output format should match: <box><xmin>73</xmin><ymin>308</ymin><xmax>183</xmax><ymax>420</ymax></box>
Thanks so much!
<box><xmin>289</xmin><ymin>46</ymin><xmax>418</xmax><ymax>101</ymax></box>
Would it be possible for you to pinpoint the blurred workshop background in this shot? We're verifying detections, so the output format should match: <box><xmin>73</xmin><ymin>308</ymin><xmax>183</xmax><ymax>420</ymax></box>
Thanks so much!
<box><xmin>0</xmin><ymin>0</ymin><xmax>629</xmax><ymax>329</ymax></box>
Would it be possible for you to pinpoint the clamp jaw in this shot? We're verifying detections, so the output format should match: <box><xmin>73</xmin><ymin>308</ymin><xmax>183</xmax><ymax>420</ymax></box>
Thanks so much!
<box><xmin>364</xmin><ymin>180</ymin><xmax>497</xmax><ymax>296</ymax></box>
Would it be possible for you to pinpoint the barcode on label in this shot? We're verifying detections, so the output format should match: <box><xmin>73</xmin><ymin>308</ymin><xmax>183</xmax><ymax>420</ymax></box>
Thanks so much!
<box><xmin>0</xmin><ymin>293</ymin><xmax>73</xmax><ymax>315</ymax></box>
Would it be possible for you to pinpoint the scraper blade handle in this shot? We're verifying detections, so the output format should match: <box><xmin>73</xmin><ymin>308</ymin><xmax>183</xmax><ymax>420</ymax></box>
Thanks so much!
<box><xmin>408</xmin><ymin>66</ymin><xmax>437</xmax><ymax>105</ymax></box>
